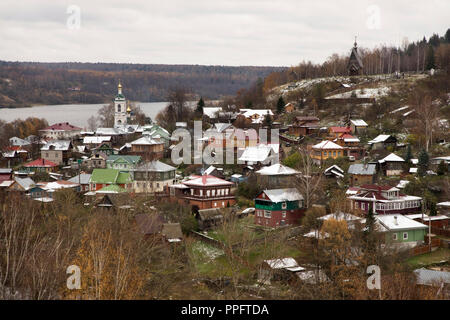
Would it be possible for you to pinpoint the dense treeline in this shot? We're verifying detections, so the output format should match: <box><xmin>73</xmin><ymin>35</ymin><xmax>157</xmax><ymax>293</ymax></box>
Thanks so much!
<box><xmin>263</xmin><ymin>29</ymin><xmax>450</xmax><ymax>92</ymax></box>
<box><xmin>0</xmin><ymin>62</ymin><xmax>285</xmax><ymax>108</ymax></box>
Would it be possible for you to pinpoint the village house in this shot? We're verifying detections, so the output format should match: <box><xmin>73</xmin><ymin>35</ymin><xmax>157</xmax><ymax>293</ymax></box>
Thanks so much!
<box><xmin>324</xmin><ymin>165</ymin><xmax>345</xmax><ymax>179</ymax></box>
<box><xmin>41</xmin><ymin>140</ymin><xmax>72</xmax><ymax>165</ymax></box>
<box><xmin>349</xmin><ymin>119</ymin><xmax>368</xmax><ymax>135</ymax></box>
<box><xmin>142</xmin><ymin>124</ymin><xmax>171</xmax><ymax>148</ymax></box>
<box><xmin>82</xmin><ymin>136</ymin><xmax>112</xmax><ymax>149</ymax></box>
<box><xmin>86</xmin><ymin>152</ymin><xmax>108</xmax><ymax>169</ymax></box>
<box><xmin>23</xmin><ymin>158</ymin><xmax>58</xmax><ymax>173</ymax></box>
<box><xmin>288</xmin><ymin>116</ymin><xmax>320</xmax><ymax>137</ymax></box>
<box><xmin>169</xmin><ymin>174</ymin><xmax>235</xmax><ymax>211</ymax></box>
<box><xmin>284</xmin><ymin>102</ymin><xmax>295</xmax><ymax>113</ymax></box>
<box><xmin>39</xmin><ymin>122</ymin><xmax>82</xmax><ymax>140</ymax></box>
<box><xmin>0</xmin><ymin>168</ymin><xmax>12</xmax><ymax>183</ymax></box>
<box><xmin>238</xmin><ymin>144</ymin><xmax>280</xmax><ymax>167</ymax></box>
<box><xmin>131</xmin><ymin>160</ymin><xmax>176</xmax><ymax>193</ymax></box>
<box><xmin>333</xmin><ymin>133</ymin><xmax>365</xmax><ymax>160</ymax></box>
<box><xmin>256</xmin><ymin>163</ymin><xmax>299</xmax><ymax>188</ymax></box>
<box><xmin>89</xmin><ymin>168</ymin><xmax>132</xmax><ymax>192</ymax></box>
<box><xmin>310</xmin><ymin>140</ymin><xmax>344</xmax><ymax>165</ymax></box>
<box><xmin>240</xmin><ymin>109</ymin><xmax>274</xmax><ymax>125</ymax></box>
<box><xmin>254</xmin><ymin>188</ymin><xmax>305</xmax><ymax>227</ymax></box>
<box><xmin>2</xmin><ymin>146</ymin><xmax>29</xmax><ymax>166</ymax></box>
<box><xmin>348</xmin><ymin>163</ymin><xmax>377</xmax><ymax>186</ymax></box>
<box><xmin>92</xmin><ymin>143</ymin><xmax>116</xmax><ymax>156</ymax></box>
<box><xmin>7</xmin><ymin>176</ymin><xmax>35</xmax><ymax>193</ymax></box>
<box><xmin>128</xmin><ymin>136</ymin><xmax>164</xmax><ymax>161</ymax></box>
<box><xmin>378</xmin><ymin>153</ymin><xmax>405</xmax><ymax>176</ymax></box>
<box><xmin>375</xmin><ymin>214</ymin><xmax>428</xmax><ymax>247</ymax></box>
<box><xmin>368</xmin><ymin>134</ymin><xmax>398</xmax><ymax>150</ymax></box>
<box><xmin>35</xmin><ymin>180</ymin><xmax>81</xmax><ymax>199</ymax></box>
<box><xmin>347</xmin><ymin>184</ymin><xmax>422</xmax><ymax>215</ymax></box>
<box><xmin>195</xmin><ymin>207</ymin><xmax>238</xmax><ymax>231</ymax></box>
<box><xmin>68</xmin><ymin>173</ymin><xmax>91</xmax><ymax>192</ymax></box>
<box><xmin>328</xmin><ymin>127</ymin><xmax>352</xmax><ymax>140</ymax></box>
<box><xmin>106</xmin><ymin>155</ymin><xmax>142</xmax><ymax>171</ymax></box>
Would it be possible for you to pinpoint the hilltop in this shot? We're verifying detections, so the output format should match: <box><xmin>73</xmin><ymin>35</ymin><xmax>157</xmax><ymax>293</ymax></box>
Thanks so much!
<box><xmin>0</xmin><ymin>61</ymin><xmax>286</xmax><ymax>108</ymax></box>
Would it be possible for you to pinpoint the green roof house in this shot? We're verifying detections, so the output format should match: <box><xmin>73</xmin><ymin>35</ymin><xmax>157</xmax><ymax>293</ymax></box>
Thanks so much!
<box><xmin>89</xmin><ymin>168</ymin><xmax>132</xmax><ymax>192</ymax></box>
<box><xmin>107</xmin><ymin>155</ymin><xmax>142</xmax><ymax>170</ymax></box>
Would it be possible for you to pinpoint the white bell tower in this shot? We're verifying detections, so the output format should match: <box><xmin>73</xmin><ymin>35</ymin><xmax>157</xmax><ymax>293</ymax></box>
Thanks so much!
<box><xmin>114</xmin><ymin>81</ymin><xmax>127</xmax><ymax>127</ymax></box>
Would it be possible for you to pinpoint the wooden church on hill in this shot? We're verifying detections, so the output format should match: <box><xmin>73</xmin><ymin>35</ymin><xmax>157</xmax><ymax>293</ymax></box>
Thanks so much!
<box><xmin>347</xmin><ymin>38</ymin><xmax>363</xmax><ymax>76</ymax></box>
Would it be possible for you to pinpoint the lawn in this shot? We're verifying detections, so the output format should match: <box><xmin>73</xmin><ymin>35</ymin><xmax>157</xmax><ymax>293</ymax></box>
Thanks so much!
<box><xmin>406</xmin><ymin>247</ymin><xmax>450</xmax><ymax>268</ymax></box>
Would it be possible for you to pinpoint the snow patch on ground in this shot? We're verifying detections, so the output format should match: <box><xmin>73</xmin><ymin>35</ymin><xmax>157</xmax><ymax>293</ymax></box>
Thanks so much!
<box><xmin>193</xmin><ymin>242</ymin><xmax>224</xmax><ymax>261</ymax></box>
<box><xmin>326</xmin><ymin>87</ymin><xmax>390</xmax><ymax>99</ymax></box>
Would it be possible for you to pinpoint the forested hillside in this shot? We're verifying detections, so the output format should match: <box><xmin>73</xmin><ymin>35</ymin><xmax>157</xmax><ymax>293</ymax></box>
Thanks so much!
<box><xmin>0</xmin><ymin>62</ymin><xmax>285</xmax><ymax>108</ymax></box>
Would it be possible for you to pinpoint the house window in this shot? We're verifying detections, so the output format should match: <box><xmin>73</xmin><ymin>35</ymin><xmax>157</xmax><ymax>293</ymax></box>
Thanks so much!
<box><xmin>199</xmin><ymin>190</ymin><xmax>203</xmax><ymax>196</ymax></box>
<box><xmin>361</xmin><ymin>203</ymin><xmax>365</xmax><ymax>210</ymax></box>
<box><xmin>206</xmin><ymin>190</ymin><xmax>210</xmax><ymax>197</ymax></box>
<box><xmin>264</xmin><ymin>210</ymin><xmax>271</xmax><ymax>218</ymax></box>
<box><xmin>212</xmin><ymin>189</ymin><xmax>216</xmax><ymax>197</ymax></box>
<box><xmin>392</xmin><ymin>233</ymin><xmax>398</xmax><ymax>240</ymax></box>
<box><xmin>403</xmin><ymin>232</ymin><xmax>408</xmax><ymax>240</ymax></box>
<box><xmin>282</xmin><ymin>211</ymin><xmax>286</xmax><ymax>218</ymax></box>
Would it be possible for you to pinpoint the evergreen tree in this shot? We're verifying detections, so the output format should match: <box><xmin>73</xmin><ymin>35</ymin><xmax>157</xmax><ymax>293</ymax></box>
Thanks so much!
<box><xmin>437</xmin><ymin>160</ymin><xmax>448</xmax><ymax>175</ymax></box>
<box><xmin>417</xmin><ymin>149</ymin><xmax>429</xmax><ymax>176</ymax></box>
<box><xmin>276</xmin><ymin>96</ymin><xmax>285</xmax><ymax>114</ymax></box>
<box><xmin>445</xmin><ymin>28</ymin><xmax>450</xmax><ymax>43</ymax></box>
<box><xmin>404</xmin><ymin>145</ymin><xmax>412</xmax><ymax>163</ymax></box>
<box><xmin>263</xmin><ymin>112</ymin><xmax>273</xmax><ymax>128</ymax></box>
<box><xmin>425</xmin><ymin>45</ymin><xmax>436</xmax><ymax>70</ymax></box>
<box><xmin>196</xmin><ymin>96</ymin><xmax>205</xmax><ymax>114</ymax></box>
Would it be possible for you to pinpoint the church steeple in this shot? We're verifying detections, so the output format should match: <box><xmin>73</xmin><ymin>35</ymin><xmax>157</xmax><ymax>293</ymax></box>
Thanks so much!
<box><xmin>114</xmin><ymin>81</ymin><xmax>127</xmax><ymax>127</ymax></box>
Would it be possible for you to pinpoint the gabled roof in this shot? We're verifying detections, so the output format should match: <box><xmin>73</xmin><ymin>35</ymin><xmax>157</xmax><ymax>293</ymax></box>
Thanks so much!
<box><xmin>256</xmin><ymin>163</ymin><xmax>300</xmax><ymax>176</ymax></box>
<box><xmin>379</xmin><ymin>153</ymin><xmax>405</xmax><ymax>163</ymax></box>
<box><xmin>24</xmin><ymin>158</ymin><xmax>58</xmax><ymax>168</ymax></box>
<box><xmin>90</xmin><ymin>169</ymin><xmax>131</xmax><ymax>184</ymax></box>
<box><xmin>324</xmin><ymin>165</ymin><xmax>345</xmax><ymax>178</ymax></box>
<box><xmin>261</xmin><ymin>188</ymin><xmax>303</xmax><ymax>203</ymax></box>
<box><xmin>330</xmin><ymin>127</ymin><xmax>351</xmax><ymax>133</ymax></box>
<box><xmin>264</xmin><ymin>258</ymin><xmax>304</xmax><ymax>272</ymax></box>
<box><xmin>38</xmin><ymin>180</ymin><xmax>79</xmax><ymax>191</ymax></box>
<box><xmin>13</xmin><ymin>177</ymin><xmax>35</xmax><ymax>191</ymax></box>
<box><xmin>238</xmin><ymin>144</ymin><xmax>277</xmax><ymax>162</ymax></box>
<box><xmin>41</xmin><ymin>140</ymin><xmax>71</xmax><ymax>151</ymax></box>
<box><xmin>135</xmin><ymin>160</ymin><xmax>176</xmax><ymax>172</ymax></box>
<box><xmin>312</xmin><ymin>140</ymin><xmax>343</xmax><ymax>150</ymax></box>
<box><xmin>368</xmin><ymin>134</ymin><xmax>395</xmax><ymax>144</ymax></box>
<box><xmin>130</xmin><ymin>136</ymin><xmax>163</xmax><ymax>146</ymax></box>
<box><xmin>350</xmin><ymin>119</ymin><xmax>368</xmax><ymax>127</ymax></box>
<box><xmin>68</xmin><ymin>173</ymin><xmax>91</xmax><ymax>185</ymax></box>
<box><xmin>96</xmin><ymin>184</ymin><xmax>128</xmax><ymax>194</ymax></box>
<box><xmin>348</xmin><ymin>163</ymin><xmax>376</xmax><ymax>175</ymax></box>
<box><xmin>9</xmin><ymin>137</ymin><xmax>31</xmax><ymax>146</ymax></box>
<box><xmin>183</xmin><ymin>175</ymin><xmax>233</xmax><ymax>187</ymax></box>
<box><xmin>107</xmin><ymin>155</ymin><xmax>142</xmax><ymax>165</ymax></box>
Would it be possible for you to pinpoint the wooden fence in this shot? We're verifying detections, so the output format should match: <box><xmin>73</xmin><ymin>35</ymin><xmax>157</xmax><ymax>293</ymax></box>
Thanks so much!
<box><xmin>431</xmin><ymin>227</ymin><xmax>450</xmax><ymax>238</ymax></box>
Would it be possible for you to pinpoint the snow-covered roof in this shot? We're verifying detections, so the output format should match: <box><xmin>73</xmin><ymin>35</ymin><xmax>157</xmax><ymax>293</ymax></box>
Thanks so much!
<box><xmin>312</xmin><ymin>140</ymin><xmax>343</xmax><ymax>150</ymax></box>
<box><xmin>348</xmin><ymin>164</ymin><xmax>376</xmax><ymax>175</ymax></box>
<box><xmin>411</xmin><ymin>158</ymin><xmax>419</xmax><ymax>165</ymax></box>
<box><xmin>414</xmin><ymin>268</ymin><xmax>450</xmax><ymax>286</ymax></box>
<box><xmin>203</xmin><ymin>107</ymin><xmax>222</xmax><ymax>118</ymax></box>
<box><xmin>379</xmin><ymin>153</ymin><xmax>405</xmax><ymax>163</ymax></box>
<box><xmin>264</xmin><ymin>258</ymin><xmax>305</xmax><ymax>272</ymax></box>
<box><xmin>396</xmin><ymin>180</ymin><xmax>410</xmax><ymax>189</ymax></box>
<box><xmin>437</xmin><ymin>202</ymin><xmax>450</xmax><ymax>208</ymax></box>
<box><xmin>256</xmin><ymin>163</ymin><xmax>299</xmax><ymax>176</ymax></box>
<box><xmin>405</xmin><ymin>213</ymin><xmax>429</xmax><ymax>220</ymax></box>
<box><xmin>130</xmin><ymin>136</ymin><xmax>163</xmax><ymax>146</ymax></box>
<box><xmin>409</xmin><ymin>168</ymin><xmax>418</xmax><ymax>173</ymax></box>
<box><xmin>38</xmin><ymin>180</ymin><xmax>79</xmax><ymax>191</ymax></box>
<box><xmin>41</xmin><ymin>140</ymin><xmax>71</xmax><ymax>151</ymax></box>
<box><xmin>182</xmin><ymin>175</ymin><xmax>233</xmax><ymax>187</ymax></box>
<box><xmin>350</xmin><ymin>119</ymin><xmax>368</xmax><ymax>127</ymax></box>
<box><xmin>319</xmin><ymin>212</ymin><xmax>363</xmax><ymax>222</ymax></box>
<box><xmin>135</xmin><ymin>160</ymin><xmax>176</xmax><ymax>172</ymax></box>
<box><xmin>242</xmin><ymin>109</ymin><xmax>274</xmax><ymax>118</ymax></box>
<box><xmin>375</xmin><ymin>214</ymin><xmax>427</xmax><ymax>231</ymax></box>
<box><xmin>83</xmin><ymin>136</ymin><xmax>111</xmax><ymax>144</ymax></box>
<box><xmin>262</xmin><ymin>188</ymin><xmax>303</xmax><ymax>203</ymax></box>
<box><xmin>14</xmin><ymin>177</ymin><xmax>35</xmax><ymax>191</ymax></box>
<box><xmin>368</xmin><ymin>134</ymin><xmax>392</xmax><ymax>144</ymax></box>
<box><xmin>238</xmin><ymin>144</ymin><xmax>278</xmax><ymax>163</ymax></box>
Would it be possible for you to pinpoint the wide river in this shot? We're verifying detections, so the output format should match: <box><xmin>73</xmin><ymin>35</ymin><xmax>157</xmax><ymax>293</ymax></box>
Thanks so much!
<box><xmin>0</xmin><ymin>102</ymin><xmax>169</xmax><ymax>128</ymax></box>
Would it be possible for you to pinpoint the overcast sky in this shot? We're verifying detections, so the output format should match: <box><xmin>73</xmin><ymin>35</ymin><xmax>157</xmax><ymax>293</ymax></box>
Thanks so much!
<box><xmin>0</xmin><ymin>0</ymin><xmax>448</xmax><ymax>66</ymax></box>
